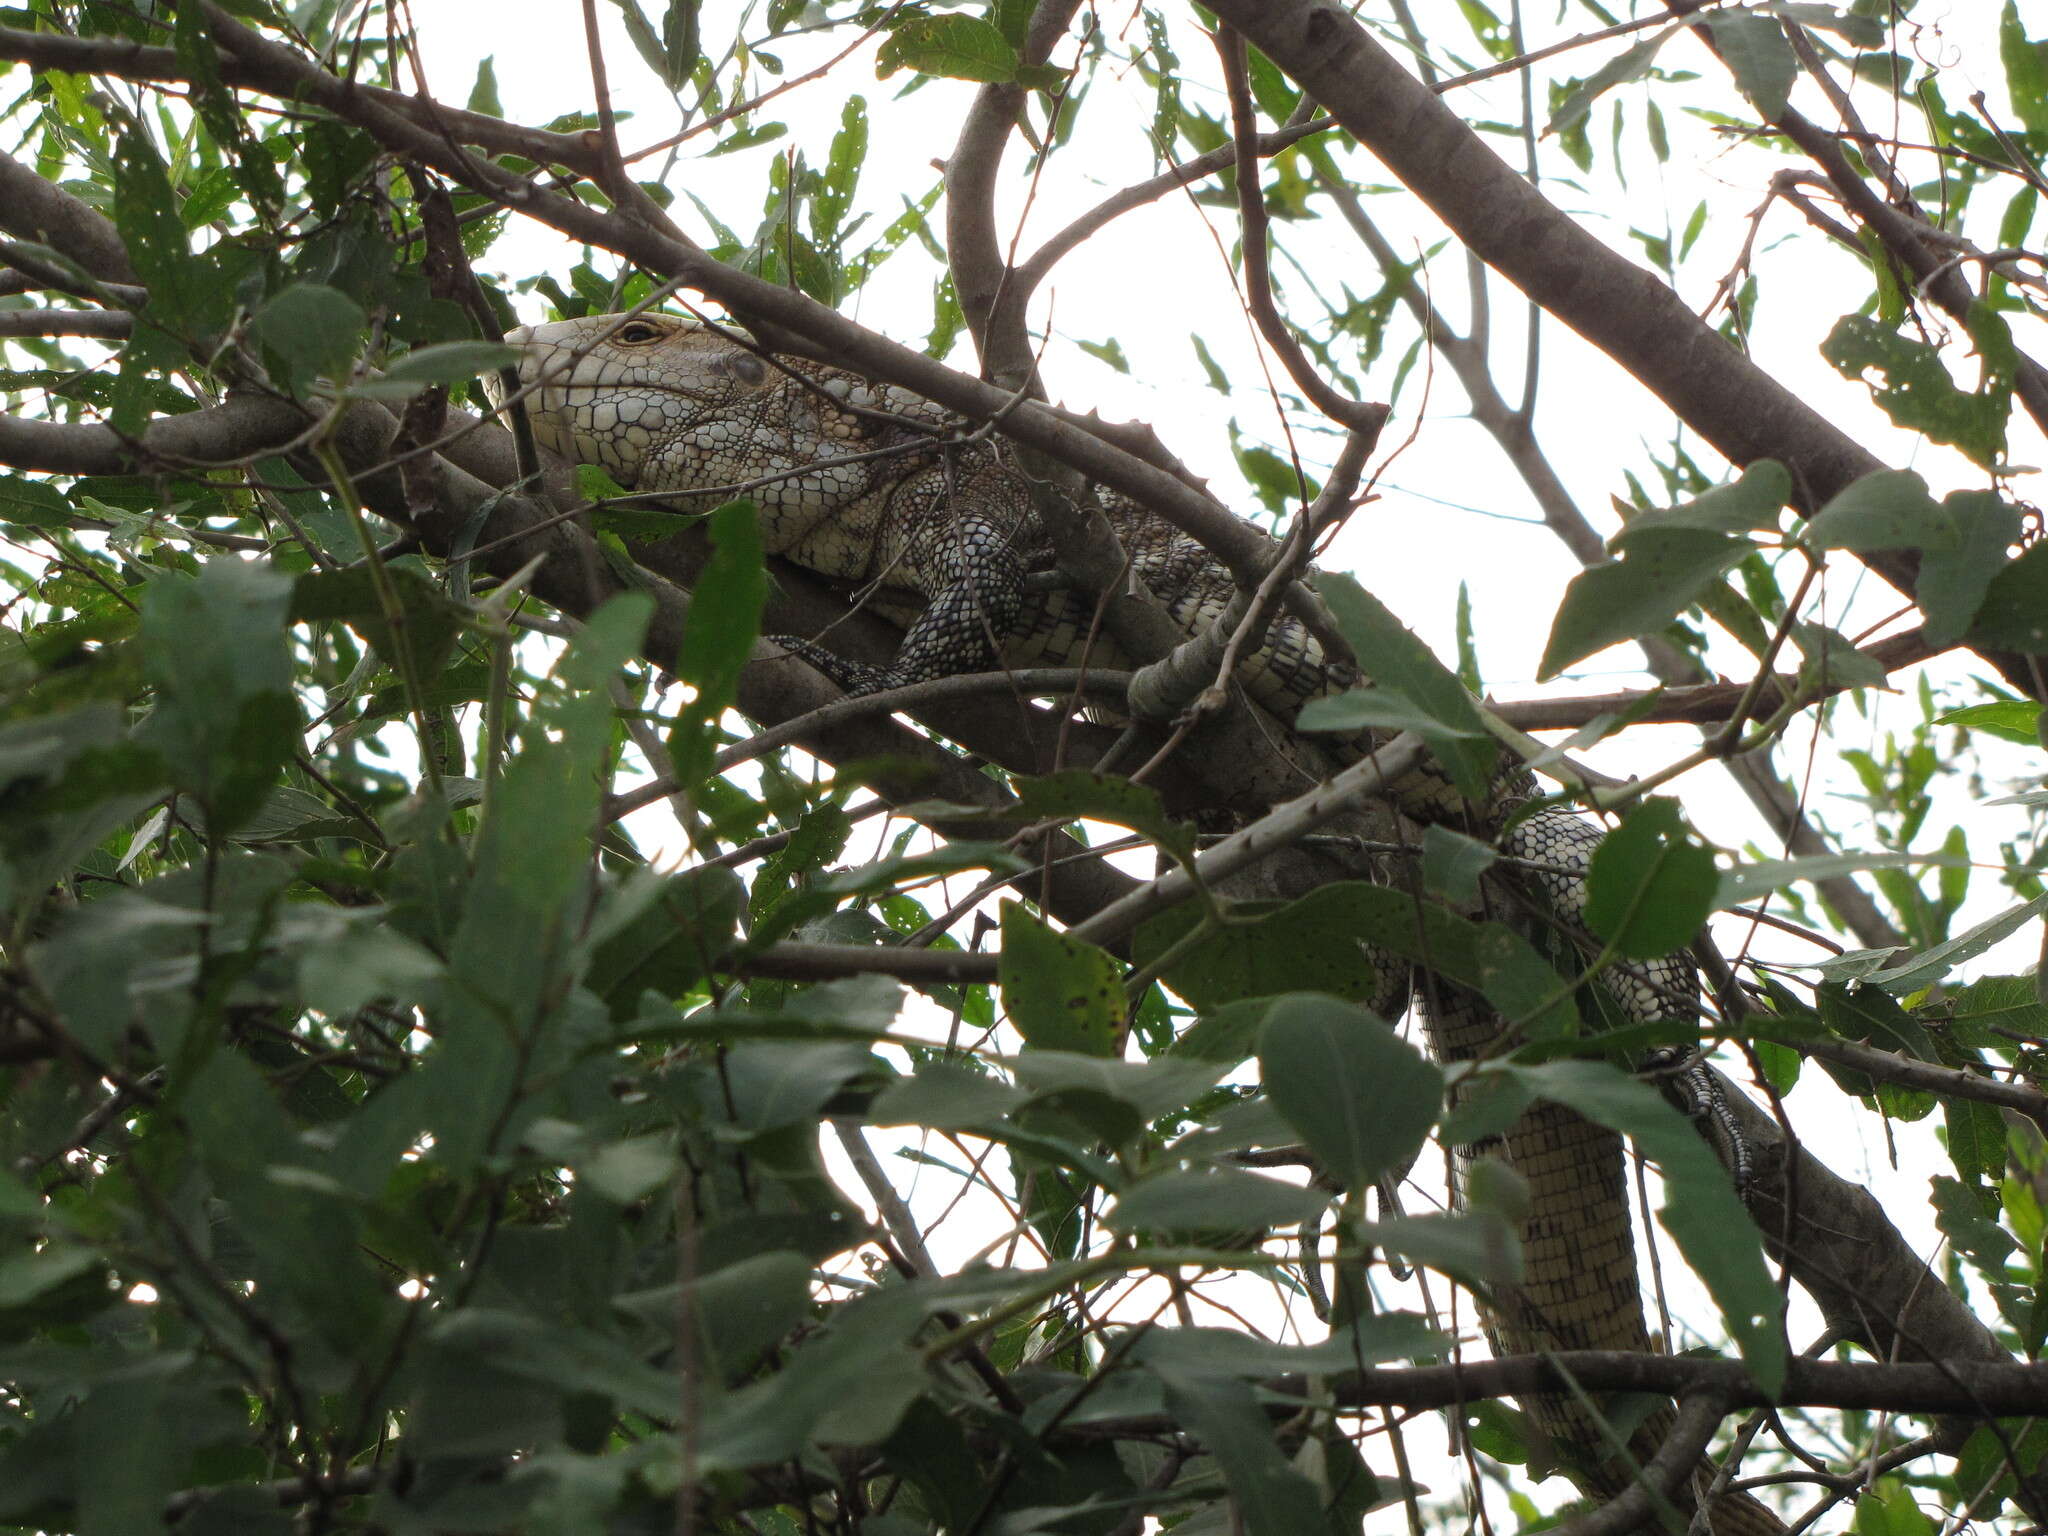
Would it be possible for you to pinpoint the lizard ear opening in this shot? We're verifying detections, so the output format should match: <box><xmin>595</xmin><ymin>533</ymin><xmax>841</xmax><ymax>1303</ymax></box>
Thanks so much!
<box><xmin>724</xmin><ymin>350</ymin><xmax>769</xmax><ymax>387</ymax></box>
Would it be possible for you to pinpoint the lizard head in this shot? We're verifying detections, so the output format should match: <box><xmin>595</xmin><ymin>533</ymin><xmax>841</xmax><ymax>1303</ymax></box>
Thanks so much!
<box><xmin>498</xmin><ymin>313</ymin><xmax>777</xmax><ymax>487</ymax></box>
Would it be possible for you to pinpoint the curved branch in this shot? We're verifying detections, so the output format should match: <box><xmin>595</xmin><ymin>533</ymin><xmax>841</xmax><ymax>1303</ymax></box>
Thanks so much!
<box><xmin>943</xmin><ymin>0</ymin><xmax>1081</xmax><ymax>388</ymax></box>
<box><xmin>1010</xmin><ymin>118</ymin><xmax>1336</xmax><ymax>308</ymax></box>
<box><xmin>1216</xmin><ymin>26</ymin><xmax>1388</xmax><ymax>436</ymax></box>
<box><xmin>1548</xmin><ymin>1393</ymin><xmax>1732</xmax><ymax>1536</ymax></box>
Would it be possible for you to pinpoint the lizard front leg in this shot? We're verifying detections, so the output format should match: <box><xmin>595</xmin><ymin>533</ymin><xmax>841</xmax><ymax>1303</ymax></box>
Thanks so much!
<box><xmin>770</xmin><ymin>508</ymin><xmax>1027</xmax><ymax>698</ymax></box>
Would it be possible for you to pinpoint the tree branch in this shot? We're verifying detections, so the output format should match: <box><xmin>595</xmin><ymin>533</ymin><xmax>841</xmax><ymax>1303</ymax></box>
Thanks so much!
<box><xmin>1204</xmin><ymin>0</ymin><xmax>2042</xmax><ymax>702</ymax></box>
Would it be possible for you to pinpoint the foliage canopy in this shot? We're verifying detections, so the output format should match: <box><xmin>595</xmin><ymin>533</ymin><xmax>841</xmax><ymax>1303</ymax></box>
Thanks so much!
<box><xmin>0</xmin><ymin>2</ymin><xmax>2046</xmax><ymax>1534</ymax></box>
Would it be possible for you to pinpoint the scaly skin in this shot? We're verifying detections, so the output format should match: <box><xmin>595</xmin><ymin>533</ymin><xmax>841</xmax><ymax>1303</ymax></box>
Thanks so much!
<box><xmin>505</xmin><ymin>312</ymin><xmax>1781</xmax><ymax>1533</ymax></box>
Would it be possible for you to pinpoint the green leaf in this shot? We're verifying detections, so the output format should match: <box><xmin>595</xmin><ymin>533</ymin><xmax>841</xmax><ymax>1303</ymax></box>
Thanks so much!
<box><xmin>693</xmin><ymin>1290</ymin><xmax>926</xmax><ymax>1470</ymax></box>
<box><xmin>251</xmin><ymin>282</ymin><xmax>366</xmax><ymax>395</ymax></box>
<box><xmin>1138</xmin><ymin>883</ymin><xmax>1575</xmax><ymax>1038</ymax></box>
<box><xmin>1717</xmin><ymin>850</ymin><xmax>1968</xmax><ymax>909</ymax></box>
<box><xmin>1128</xmin><ymin>1315</ymin><xmax>1443</xmax><ymax>1378</ymax></box>
<box><xmin>467</xmin><ymin>55</ymin><xmax>503</xmax><ymax>116</ymax></box>
<box><xmin>299</xmin><ymin>924</ymin><xmax>444</xmax><ymax>1015</ymax></box>
<box><xmin>0</xmin><ymin>474</ymin><xmax>76</xmax><ymax>529</ymax></box>
<box><xmin>1504</xmin><ymin>1060</ymin><xmax>1784</xmax><ymax>1393</ymax></box>
<box><xmin>1712</xmin><ymin>13</ymin><xmax>1797</xmax><ymax>118</ymax></box>
<box><xmin>1295</xmin><ymin>688</ymin><xmax>1487</xmax><ymax>741</ymax></box>
<box><xmin>1966</xmin><ymin>542</ymin><xmax>2048</xmax><ymax>654</ymax></box>
<box><xmin>1862</xmin><ymin>894</ymin><xmax>2048</xmax><ymax>995</ymax></box>
<box><xmin>1919</xmin><ymin>491</ymin><xmax>2023</xmax><ymax>646</ymax></box>
<box><xmin>1258</xmin><ymin>995</ymin><xmax>1441</xmax><ymax>1190</ymax></box>
<box><xmin>1009</xmin><ymin>1051</ymin><xmax>1227</xmax><ymax>1141</ymax></box>
<box><xmin>616</xmin><ymin>1249</ymin><xmax>812</xmax><ymax>1380</ymax></box>
<box><xmin>1804</xmin><ymin>469</ymin><xmax>1955</xmax><ymax>552</ymax></box>
<box><xmin>1822</xmin><ymin>312</ymin><xmax>2012</xmax><ymax>468</ymax></box>
<box><xmin>1007</xmin><ymin>771</ymin><xmax>1197</xmax><ymax>862</ymax></box>
<box><xmin>811</xmin><ymin>96</ymin><xmax>867</xmax><ymax>242</ymax></box>
<box><xmin>1422</xmin><ymin>823</ymin><xmax>1498</xmax><ymax>904</ymax></box>
<box><xmin>1316</xmin><ymin>573</ymin><xmax>1495</xmax><ymax>801</ymax></box>
<box><xmin>177</xmin><ymin>165</ymin><xmax>241</xmax><ymax>230</ymax></box>
<box><xmin>1549</xmin><ymin>32</ymin><xmax>1669</xmax><ymax>135</ymax></box>
<box><xmin>1142</xmin><ymin>1357</ymin><xmax>1327</xmax><ymax>1536</ymax></box>
<box><xmin>719</xmin><ymin>1040</ymin><xmax>882</xmax><ymax>1131</ymax></box>
<box><xmin>580</xmin><ymin>1135</ymin><xmax>677</xmax><ymax>1203</ymax></box>
<box><xmin>428</xmin><ymin>1307</ymin><xmax>680</xmax><ymax>1422</ymax></box>
<box><xmin>876</xmin><ymin>15</ymin><xmax>1019</xmax><ymax>82</ymax></box>
<box><xmin>2001</xmin><ymin>1</ymin><xmax>2048</xmax><ymax>135</ymax></box>
<box><xmin>423</xmin><ymin>596</ymin><xmax>650</xmax><ymax>1169</ymax></box>
<box><xmin>349</xmin><ymin>339</ymin><xmax>521</xmax><ymax>400</ymax></box>
<box><xmin>1106</xmin><ymin>1166</ymin><xmax>1327</xmax><ymax>1236</ymax></box>
<box><xmin>136</xmin><ymin>558</ymin><xmax>297</xmax><ymax>834</ymax></box>
<box><xmin>112</xmin><ymin>130</ymin><xmax>205</xmax><ymax>329</ymax></box>
<box><xmin>1948</xmin><ymin>973</ymin><xmax>2048</xmax><ymax>1039</ymax></box>
<box><xmin>660</xmin><ymin>0</ymin><xmax>703</xmax><ymax>90</ymax></box>
<box><xmin>1077</xmin><ymin>336</ymin><xmax>1130</xmax><ymax>373</ymax></box>
<box><xmin>670</xmin><ymin>499</ymin><xmax>767</xmax><ymax>786</ymax></box>
<box><xmin>1773</xmin><ymin>4</ymin><xmax>1885</xmax><ymax>50</ymax></box>
<box><xmin>704</xmin><ymin>121</ymin><xmax>790</xmax><ymax>157</ymax></box>
<box><xmin>1818</xmin><ymin>981</ymin><xmax>1937</xmax><ymax>1063</ymax></box>
<box><xmin>1540</xmin><ymin>529</ymin><xmax>1753</xmax><ymax>680</ymax></box>
<box><xmin>999</xmin><ymin>902</ymin><xmax>1126</xmax><ymax>1055</ymax></box>
<box><xmin>584</xmin><ymin>866</ymin><xmax>745</xmax><ymax>1016</ymax></box>
<box><xmin>1363</xmin><ymin>1210</ymin><xmax>1521</xmax><ymax>1287</ymax></box>
<box><xmin>1612</xmin><ymin>460</ymin><xmax>1791</xmax><ymax>542</ymax></box>
<box><xmin>868</xmin><ymin>1061</ymin><xmax>1027</xmax><ymax>1129</ymax></box>
<box><xmin>1584</xmin><ymin>798</ymin><xmax>1719</xmax><ymax>963</ymax></box>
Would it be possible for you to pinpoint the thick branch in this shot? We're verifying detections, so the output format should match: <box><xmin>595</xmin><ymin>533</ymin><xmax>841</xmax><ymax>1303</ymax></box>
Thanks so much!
<box><xmin>0</xmin><ymin>307</ymin><xmax>133</xmax><ymax>339</ymax></box>
<box><xmin>1488</xmin><ymin>628</ymin><xmax>1935</xmax><ymax>731</ymax></box>
<box><xmin>0</xmin><ymin>23</ymin><xmax>602</xmax><ymax>181</ymax></box>
<box><xmin>0</xmin><ymin>144</ymin><xmax>138</xmax><ymax>283</ymax></box>
<box><xmin>1204</xmin><ymin>0</ymin><xmax>2042</xmax><ymax>702</ymax></box>
<box><xmin>944</xmin><ymin>0</ymin><xmax>1081</xmax><ymax>389</ymax></box>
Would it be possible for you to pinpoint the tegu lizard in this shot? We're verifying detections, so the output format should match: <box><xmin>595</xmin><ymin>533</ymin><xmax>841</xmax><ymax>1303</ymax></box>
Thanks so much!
<box><xmin>502</xmin><ymin>310</ymin><xmax>1778</xmax><ymax>1534</ymax></box>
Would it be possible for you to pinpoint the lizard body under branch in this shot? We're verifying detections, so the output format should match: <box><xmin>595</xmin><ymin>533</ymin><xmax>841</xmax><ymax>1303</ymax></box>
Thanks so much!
<box><xmin>506</xmin><ymin>311</ymin><xmax>1778</xmax><ymax>1534</ymax></box>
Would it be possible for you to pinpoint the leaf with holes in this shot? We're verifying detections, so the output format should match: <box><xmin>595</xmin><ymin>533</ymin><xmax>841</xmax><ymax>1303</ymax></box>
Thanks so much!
<box><xmin>1822</xmin><ymin>312</ymin><xmax>2012</xmax><ymax>469</ymax></box>
<box><xmin>1000</xmin><ymin>902</ymin><xmax>1125</xmax><ymax>1056</ymax></box>
<box><xmin>877</xmin><ymin>15</ymin><xmax>1018</xmax><ymax>82</ymax></box>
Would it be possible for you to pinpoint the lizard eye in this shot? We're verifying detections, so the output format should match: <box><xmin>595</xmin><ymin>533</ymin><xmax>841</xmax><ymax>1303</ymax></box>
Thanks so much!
<box><xmin>614</xmin><ymin>321</ymin><xmax>665</xmax><ymax>344</ymax></box>
<box><xmin>725</xmin><ymin>351</ymin><xmax>768</xmax><ymax>386</ymax></box>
